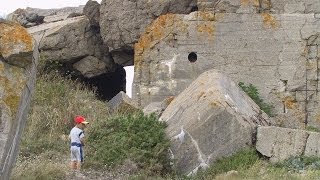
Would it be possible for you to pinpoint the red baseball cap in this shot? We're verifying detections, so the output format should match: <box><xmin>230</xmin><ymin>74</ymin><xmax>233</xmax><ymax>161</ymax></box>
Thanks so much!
<box><xmin>74</xmin><ymin>115</ymin><xmax>89</xmax><ymax>124</ymax></box>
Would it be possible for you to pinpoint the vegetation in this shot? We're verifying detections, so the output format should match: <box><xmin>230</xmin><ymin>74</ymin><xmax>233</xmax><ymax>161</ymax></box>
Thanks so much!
<box><xmin>86</xmin><ymin>112</ymin><xmax>171</xmax><ymax>175</ymax></box>
<box><xmin>11</xmin><ymin>71</ymin><xmax>320</xmax><ymax>179</ymax></box>
<box><xmin>238</xmin><ymin>82</ymin><xmax>274</xmax><ymax>117</ymax></box>
<box><xmin>195</xmin><ymin>148</ymin><xmax>259</xmax><ymax>179</ymax></box>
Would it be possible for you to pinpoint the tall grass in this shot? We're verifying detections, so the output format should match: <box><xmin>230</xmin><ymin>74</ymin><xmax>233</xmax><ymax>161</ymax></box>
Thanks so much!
<box><xmin>20</xmin><ymin>72</ymin><xmax>110</xmax><ymax>156</ymax></box>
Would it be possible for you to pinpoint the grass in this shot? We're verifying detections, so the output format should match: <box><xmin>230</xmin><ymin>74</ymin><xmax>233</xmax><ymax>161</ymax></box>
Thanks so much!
<box><xmin>238</xmin><ymin>82</ymin><xmax>274</xmax><ymax>117</ymax></box>
<box><xmin>20</xmin><ymin>72</ymin><xmax>110</xmax><ymax>156</ymax></box>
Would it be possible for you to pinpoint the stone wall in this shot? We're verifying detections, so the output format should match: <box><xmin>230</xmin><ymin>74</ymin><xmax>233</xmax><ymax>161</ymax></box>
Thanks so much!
<box><xmin>133</xmin><ymin>3</ymin><xmax>320</xmax><ymax>127</ymax></box>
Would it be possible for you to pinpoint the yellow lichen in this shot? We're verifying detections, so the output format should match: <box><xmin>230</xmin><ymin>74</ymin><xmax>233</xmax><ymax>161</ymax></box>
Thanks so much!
<box><xmin>134</xmin><ymin>14</ymin><xmax>187</xmax><ymax>69</ymax></box>
<box><xmin>241</xmin><ymin>0</ymin><xmax>259</xmax><ymax>7</ymax></box>
<box><xmin>0</xmin><ymin>22</ymin><xmax>33</xmax><ymax>57</ymax></box>
<box><xmin>165</xmin><ymin>96</ymin><xmax>175</xmax><ymax>105</ymax></box>
<box><xmin>0</xmin><ymin>64</ymin><xmax>26</xmax><ymax>116</ymax></box>
<box><xmin>261</xmin><ymin>13</ymin><xmax>279</xmax><ymax>29</ymax></box>
<box><xmin>197</xmin><ymin>22</ymin><xmax>215</xmax><ymax>38</ymax></box>
<box><xmin>283</xmin><ymin>96</ymin><xmax>297</xmax><ymax>109</ymax></box>
<box><xmin>197</xmin><ymin>11</ymin><xmax>216</xmax><ymax>21</ymax></box>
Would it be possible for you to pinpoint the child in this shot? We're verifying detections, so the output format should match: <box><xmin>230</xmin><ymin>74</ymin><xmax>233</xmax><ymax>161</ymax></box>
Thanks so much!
<box><xmin>69</xmin><ymin>115</ymin><xmax>89</xmax><ymax>175</ymax></box>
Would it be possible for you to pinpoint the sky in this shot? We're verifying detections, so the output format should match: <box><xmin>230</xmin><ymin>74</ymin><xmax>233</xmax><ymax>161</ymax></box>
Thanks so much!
<box><xmin>0</xmin><ymin>0</ymin><xmax>135</xmax><ymax>98</ymax></box>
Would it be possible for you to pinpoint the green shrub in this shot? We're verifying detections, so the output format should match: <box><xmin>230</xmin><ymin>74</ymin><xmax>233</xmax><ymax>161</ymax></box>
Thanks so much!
<box><xmin>86</xmin><ymin>112</ymin><xmax>171</xmax><ymax>175</ymax></box>
<box><xmin>238</xmin><ymin>82</ymin><xmax>274</xmax><ymax>117</ymax></box>
<box><xmin>196</xmin><ymin>148</ymin><xmax>259</xmax><ymax>179</ymax></box>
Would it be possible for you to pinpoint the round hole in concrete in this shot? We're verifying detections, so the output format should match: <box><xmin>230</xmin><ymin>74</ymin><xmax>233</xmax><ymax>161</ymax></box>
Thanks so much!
<box><xmin>188</xmin><ymin>52</ymin><xmax>197</xmax><ymax>63</ymax></box>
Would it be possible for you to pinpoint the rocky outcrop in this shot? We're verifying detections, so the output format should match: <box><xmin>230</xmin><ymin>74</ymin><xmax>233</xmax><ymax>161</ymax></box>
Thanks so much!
<box><xmin>108</xmin><ymin>91</ymin><xmax>138</xmax><ymax>113</ymax></box>
<box><xmin>0</xmin><ymin>22</ymin><xmax>33</xmax><ymax>67</ymax></box>
<box><xmin>83</xmin><ymin>0</ymin><xmax>100</xmax><ymax>28</ymax></box>
<box><xmin>0</xmin><ymin>21</ymin><xmax>38</xmax><ymax>179</ymax></box>
<box><xmin>99</xmin><ymin>0</ymin><xmax>197</xmax><ymax>65</ymax></box>
<box><xmin>132</xmin><ymin>10</ymin><xmax>320</xmax><ymax>127</ymax></box>
<box><xmin>256</xmin><ymin>126</ymin><xmax>320</xmax><ymax>163</ymax></box>
<box><xmin>143</xmin><ymin>96</ymin><xmax>174</xmax><ymax>117</ymax></box>
<box><xmin>7</xmin><ymin>6</ymin><xmax>84</xmax><ymax>26</ymax></box>
<box><xmin>160</xmin><ymin>69</ymin><xmax>271</xmax><ymax>175</ymax></box>
<box><xmin>28</xmin><ymin>16</ymin><xmax>115</xmax><ymax>78</ymax></box>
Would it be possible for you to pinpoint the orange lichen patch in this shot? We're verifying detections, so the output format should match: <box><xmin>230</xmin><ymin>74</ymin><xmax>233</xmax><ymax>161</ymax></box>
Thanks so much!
<box><xmin>261</xmin><ymin>0</ymin><xmax>272</xmax><ymax>9</ymax></box>
<box><xmin>197</xmin><ymin>91</ymin><xmax>206</xmax><ymax>100</ymax></box>
<box><xmin>210</xmin><ymin>101</ymin><xmax>219</xmax><ymax>107</ymax></box>
<box><xmin>261</xmin><ymin>13</ymin><xmax>279</xmax><ymax>29</ymax></box>
<box><xmin>241</xmin><ymin>0</ymin><xmax>259</xmax><ymax>7</ymax></box>
<box><xmin>164</xmin><ymin>96</ymin><xmax>175</xmax><ymax>105</ymax></box>
<box><xmin>0</xmin><ymin>64</ymin><xmax>27</xmax><ymax>115</ymax></box>
<box><xmin>283</xmin><ymin>96</ymin><xmax>297</xmax><ymax>109</ymax></box>
<box><xmin>197</xmin><ymin>22</ymin><xmax>215</xmax><ymax>39</ymax></box>
<box><xmin>134</xmin><ymin>14</ymin><xmax>187</xmax><ymax>69</ymax></box>
<box><xmin>0</xmin><ymin>22</ymin><xmax>33</xmax><ymax>57</ymax></box>
<box><xmin>197</xmin><ymin>11</ymin><xmax>215</xmax><ymax>21</ymax></box>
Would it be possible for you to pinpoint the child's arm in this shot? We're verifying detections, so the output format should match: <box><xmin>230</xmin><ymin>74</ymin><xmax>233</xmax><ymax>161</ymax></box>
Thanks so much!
<box><xmin>80</xmin><ymin>137</ymin><xmax>85</xmax><ymax>146</ymax></box>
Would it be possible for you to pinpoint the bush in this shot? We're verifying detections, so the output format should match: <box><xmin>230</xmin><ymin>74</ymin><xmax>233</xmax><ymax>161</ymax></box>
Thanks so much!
<box><xmin>238</xmin><ymin>82</ymin><xmax>274</xmax><ymax>117</ymax></box>
<box><xmin>86</xmin><ymin>112</ymin><xmax>171</xmax><ymax>175</ymax></box>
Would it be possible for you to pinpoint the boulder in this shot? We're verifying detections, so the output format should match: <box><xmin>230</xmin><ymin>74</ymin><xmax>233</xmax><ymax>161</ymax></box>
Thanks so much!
<box><xmin>256</xmin><ymin>126</ymin><xmax>320</xmax><ymax>163</ymax></box>
<box><xmin>160</xmin><ymin>69</ymin><xmax>271</xmax><ymax>175</ymax></box>
<box><xmin>0</xmin><ymin>21</ymin><xmax>37</xmax><ymax>178</ymax></box>
<box><xmin>99</xmin><ymin>0</ymin><xmax>197</xmax><ymax>66</ymax></box>
<box><xmin>143</xmin><ymin>96</ymin><xmax>174</xmax><ymax>117</ymax></box>
<box><xmin>108</xmin><ymin>91</ymin><xmax>138</xmax><ymax>113</ymax></box>
<box><xmin>83</xmin><ymin>0</ymin><xmax>100</xmax><ymax>28</ymax></box>
<box><xmin>100</xmin><ymin>0</ymin><xmax>197</xmax><ymax>50</ymax></box>
<box><xmin>73</xmin><ymin>56</ymin><xmax>107</xmax><ymax>78</ymax></box>
<box><xmin>0</xmin><ymin>22</ymin><xmax>33</xmax><ymax>67</ymax></box>
<box><xmin>28</xmin><ymin>16</ymin><xmax>115</xmax><ymax>76</ymax></box>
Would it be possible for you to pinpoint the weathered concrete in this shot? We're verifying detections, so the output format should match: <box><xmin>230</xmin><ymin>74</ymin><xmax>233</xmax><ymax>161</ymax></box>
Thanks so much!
<box><xmin>256</xmin><ymin>126</ymin><xmax>309</xmax><ymax>163</ymax></box>
<box><xmin>0</xmin><ymin>21</ymin><xmax>38</xmax><ymax>179</ymax></box>
<box><xmin>256</xmin><ymin>126</ymin><xmax>320</xmax><ymax>163</ymax></box>
<box><xmin>132</xmin><ymin>11</ymin><xmax>320</xmax><ymax>127</ymax></box>
<box><xmin>108</xmin><ymin>91</ymin><xmax>138</xmax><ymax>113</ymax></box>
<box><xmin>160</xmin><ymin>69</ymin><xmax>271</xmax><ymax>175</ymax></box>
<box><xmin>143</xmin><ymin>96</ymin><xmax>174</xmax><ymax>117</ymax></box>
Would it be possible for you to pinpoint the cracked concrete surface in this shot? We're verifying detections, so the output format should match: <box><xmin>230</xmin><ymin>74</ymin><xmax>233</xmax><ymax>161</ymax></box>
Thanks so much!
<box><xmin>256</xmin><ymin>126</ymin><xmax>320</xmax><ymax>163</ymax></box>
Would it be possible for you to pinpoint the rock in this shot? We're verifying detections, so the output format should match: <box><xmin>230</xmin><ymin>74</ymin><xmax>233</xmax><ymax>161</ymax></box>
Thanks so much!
<box><xmin>30</xmin><ymin>16</ymin><xmax>115</xmax><ymax>76</ymax></box>
<box><xmin>67</xmin><ymin>12</ymin><xmax>83</xmax><ymax>18</ymax></box>
<box><xmin>0</xmin><ymin>22</ymin><xmax>33</xmax><ymax>67</ymax></box>
<box><xmin>256</xmin><ymin>126</ymin><xmax>309</xmax><ymax>163</ymax></box>
<box><xmin>305</xmin><ymin>132</ymin><xmax>320</xmax><ymax>157</ymax></box>
<box><xmin>0</xmin><ymin>20</ymin><xmax>37</xmax><ymax>178</ymax></box>
<box><xmin>99</xmin><ymin>0</ymin><xmax>197</xmax><ymax>66</ymax></box>
<box><xmin>160</xmin><ymin>69</ymin><xmax>271</xmax><ymax>175</ymax></box>
<box><xmin>269</xmin><ymin>0</ymin><xmax>320</xmax><ymax>14</ymax></box>
<box><xmin>132</xmin><ymin>11</ymin><xmax>320</xmax><ymax>126</ymax></box>
<box><xmin>108</xmin><ymin>91</ymin><xmax>138</xmax><ymax>113</ymax></box>
<box><xmin>73</xmin><ymin>56</ymin><xmax>107</xmax><ymax>78</ymax></box>
<box><xmin>256</xmin><ymin>126</ymin><xmax>320</xmax><ymax>163</ymax></box>
<box><xmin>143</xmin><ymin>96</ymin><xmax>174</xmax><ymax>117</ymax></box>
<box><xmin>83</xmin><ymin>0</ymin><xmax>100</xmax><ymax>28</ymax></box>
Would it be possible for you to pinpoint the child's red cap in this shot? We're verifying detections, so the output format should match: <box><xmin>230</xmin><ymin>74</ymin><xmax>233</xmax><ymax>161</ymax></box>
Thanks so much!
<box><xmin>74</xmin><ymin>115</ymin><xmax>89</xmax><ymax>124</ymax></box>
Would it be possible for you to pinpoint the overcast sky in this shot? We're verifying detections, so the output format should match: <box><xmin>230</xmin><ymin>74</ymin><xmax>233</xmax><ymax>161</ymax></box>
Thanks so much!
<box><xmin>0</xmin><ymin>0</ymin><xmax>134</xmax><ymax>98</ymax></box>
